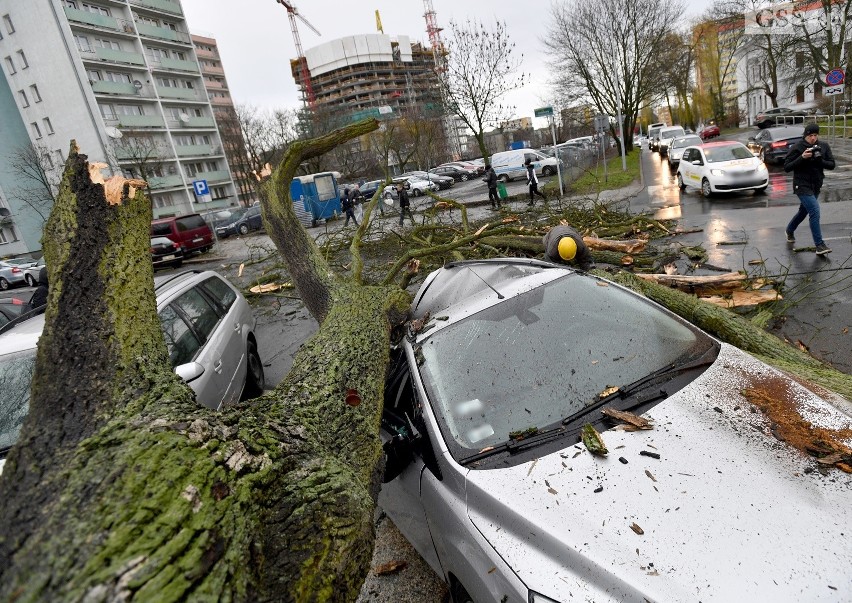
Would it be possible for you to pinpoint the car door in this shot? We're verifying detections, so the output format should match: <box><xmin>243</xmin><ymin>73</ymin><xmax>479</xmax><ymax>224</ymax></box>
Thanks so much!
<box><xmin>680</xmin><ymin>148</ymin><xmax>695</xmax><ymax>181</ymax></box>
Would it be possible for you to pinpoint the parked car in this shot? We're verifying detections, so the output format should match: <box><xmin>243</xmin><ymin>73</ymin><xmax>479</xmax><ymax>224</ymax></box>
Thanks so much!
<box><xmin>359</xmin><ymin>179</ymin><xmax>385</xmax><ymax>200</ymax></box>
<box><xmin>746</xmin><ymin>125</ymin><xmax>805</xmax><ymax>164</ymax></box>
<box><xmin>438</xmin><ymin>161</ymin><xmax>485</xmax><ymax>176</ymax></box>
<box><xmin>0</xmin><ymin>269</ymin><xmax>265</xmax><ymax>474</ymax></box>
<box><xmin>401</xmin><ymin>170</ymin><xmax>455</xmax><ymax>190</ymax></box>
<box><xmin>151</xmin><ymin>213</ymin><xmax>214</xmax><ymax>255</ymax></box>
<box><xmin>150</xmin><ymin>236</ymin><xmax>184</xmax><ymax>270</ymax></box>
<box><xmin>656</xmin><ymin>125</ymin><xmax>686</xmax><ymax>156</ymax></box>
<box><xmin>379</xmin><ymin>257</ymin><xmax>852</xmax><ymax>602</ymax></box>
<box><xmin>699</xmin><ymin>124</ymin><xmax>721</xmax><ymax>140</ymax></box>
<box><xmin>0</xmin><ymin>258</ymin><xmax>37</xmax><ymax>291</ymax></box>
<box><xmin>390</xmin><ymin>175</ymin><xmax>438</xmax><ymax>197</ymax></box>
<box><xmin>667</xmin><ymin>134</ymin><xmax>703</xmax><ymax>170</ymax></box>
<box><xmin>676</xmin><ymin>141</ymin><xmax>768</xmax><ymax>196</ymax></box>
<box><xmin>216</xmin><ymin>205</ymin><xmax>264</xmax><ymax>239</ymax></box>
<box><xmin>647</xmin><ymin>124</ymin><xmax>667</xmax><ymax>151</ymax></box>
<box><xmin>23</xmin><ymin>258</ymin><xmax>45</xmax><ymax>288</ymax></box>
<box><xmin>753</xmin><ymin>107</ymin><xmax>808</xmax><ymax>129</ymax></box>
<box><xmin>431</xmin><ymin>164</ymin><xmax>479</xmax><ymax>182</ymax></box>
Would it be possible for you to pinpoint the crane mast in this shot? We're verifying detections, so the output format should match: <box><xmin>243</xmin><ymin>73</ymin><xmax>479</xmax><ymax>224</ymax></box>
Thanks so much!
<box><xmin>275</xmin><ymin>0</ymin><xmax>320</xmax><ymax>109</ymax></box>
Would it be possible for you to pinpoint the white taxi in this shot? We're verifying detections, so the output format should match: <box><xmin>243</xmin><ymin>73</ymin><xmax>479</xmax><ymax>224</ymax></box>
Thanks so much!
<box><xmin>676</xmin><ymin>141</ymin><xmax>768</xmax><ymax>197</ymax></box>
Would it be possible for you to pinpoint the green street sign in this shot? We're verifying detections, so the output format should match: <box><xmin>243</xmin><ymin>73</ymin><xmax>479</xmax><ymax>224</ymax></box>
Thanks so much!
<box><xmin>534</xmin><ymin>106</ymin><xmax>554</xmax><ymax>118</ymax></box>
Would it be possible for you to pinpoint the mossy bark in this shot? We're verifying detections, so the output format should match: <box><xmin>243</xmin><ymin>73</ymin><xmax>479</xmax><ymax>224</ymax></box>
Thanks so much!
<box><xmin>0</xmin><ymin>121</ymin><xmax>414</xmax><ymax>602</ymax></box>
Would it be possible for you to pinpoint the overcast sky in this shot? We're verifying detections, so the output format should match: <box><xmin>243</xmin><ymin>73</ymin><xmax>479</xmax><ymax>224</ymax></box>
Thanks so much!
<box><xmin>181</xmin><ymin>0</ymin><xmax>714</xmax><ymax>127</ymax></box>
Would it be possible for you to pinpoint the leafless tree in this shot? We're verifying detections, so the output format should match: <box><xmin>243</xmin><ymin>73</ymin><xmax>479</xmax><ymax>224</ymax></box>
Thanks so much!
<box><xmin>439</xmin><ymin>18</ymin><xmax>525</xmax><ymax>163</ymax></box>
<box><xmin>6</xmin><ymin>143</ymin><xmax>59</xmax><ymax>223</ymax></box>
<box><xmin>215</xmin><ymin>106</ymin><xmax>257</xmax><ymax>206</ymax></box>
<box><xmin>544</xmin><ymin>0</ymin><xmax>685</xmax><ymax>151</ymax></box>
<box><xmin>109</xmin><ymin>134</ymin><xmax>169</xmax><ymax>183</ymax></box>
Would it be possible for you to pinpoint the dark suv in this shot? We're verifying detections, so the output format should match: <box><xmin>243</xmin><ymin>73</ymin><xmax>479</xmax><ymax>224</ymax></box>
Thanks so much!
<box><xmin>215</xmin><ymin>206</ymin><xmax>264</xmax><ymax>239</ymax></box>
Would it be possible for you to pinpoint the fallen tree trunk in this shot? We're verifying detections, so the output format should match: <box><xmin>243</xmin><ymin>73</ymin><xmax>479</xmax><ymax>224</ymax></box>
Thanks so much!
<box><xmin>636</xmin><ymin>271</ymin><xmax>747</xmax><ymax>293</ymax></box>
<box><xmin>0</xmin><ymin>120</ymin><xmax>415</xmax><ymax>601</ymax></box>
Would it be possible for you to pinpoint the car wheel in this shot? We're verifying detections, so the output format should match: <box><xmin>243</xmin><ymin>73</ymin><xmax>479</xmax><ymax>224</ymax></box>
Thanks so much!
<box><xmin>25</xmin><ymin>274</ymin><xmax>36</xmax><ymax>287</ymax></box>
<box><xmin>497</xmin><ymin>174</ymin><xmax>509</xmax><ymax>183</ymax></box>
<box><xmin>460</xmin><ymin>174</ymin><xmax>469</xmax><ymax>181</ymax></box>
<box><xmin>242</xmin><ymin>339</ymin><xmax>265</xmax><ymax>399</ymax></box>
<box><xmin>0</xmin><ymin>278</ymin><xmax>9</xmax><ymax>291</ymax></box>
<box><xmin>238</xmin><ymin>223</ymin><xmax>249</xmax><ymax>235</ymax></box>
<box><xmin>542</xmin><ymin>166</ymin><xmax>554</xmax><ymax>176</ymax></box>
<box><xmin>701</xmin><ymin>178</ymin><xmax>713</xmax><ymax>197</ymax></box>
<box><xmin>412</xmin><ymin>188</ymin><xmax>422</xmax><ymax>197</ymax></box>
<box><xmin>450</xmin><ymin>579</ymin><xmax>474</xmax><ymax>603</ymax></box>
<box><xmin>677</xmin><ymin>173</ymin><xmax>686</xmax><ymax>190</ymax></box>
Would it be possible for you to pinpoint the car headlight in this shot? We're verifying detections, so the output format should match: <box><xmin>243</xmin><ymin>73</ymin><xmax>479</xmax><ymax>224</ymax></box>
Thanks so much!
<box><xmin>529</xmin><ymin>591</ymin><xmax>561</xmax><ymax>603</ymax></box>
<box><xmin>710</xmin><ymin>169</ymin><xmax>726</xmax><ymax>176</ymax></box>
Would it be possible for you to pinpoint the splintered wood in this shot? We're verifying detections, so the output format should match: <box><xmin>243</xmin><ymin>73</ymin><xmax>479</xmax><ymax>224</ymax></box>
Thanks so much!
<box><xmin>602</xmin><ymin>407</ymin><xmax>653</xmax><ymax>431</ymax></box>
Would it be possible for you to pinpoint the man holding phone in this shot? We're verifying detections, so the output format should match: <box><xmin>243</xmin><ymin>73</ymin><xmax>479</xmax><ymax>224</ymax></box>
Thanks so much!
<box><xmin>783</xmin><ymin>123</ymin><xmax>835</xmax><ymax>255</ymax></box>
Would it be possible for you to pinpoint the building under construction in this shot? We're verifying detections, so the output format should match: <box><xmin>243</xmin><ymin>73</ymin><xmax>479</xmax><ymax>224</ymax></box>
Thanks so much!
<box><xmin>290</xmin><ymin>33</ymin><xmax>444</xmax><ymax>126</ymax></box>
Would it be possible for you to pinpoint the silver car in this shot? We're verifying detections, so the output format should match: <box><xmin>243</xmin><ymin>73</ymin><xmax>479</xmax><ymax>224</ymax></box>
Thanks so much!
<box><xmin>380</xmin><ymin>258</ymin><xmax>852</xmax><ymax>602</ymax></box>
<box><xmin>0</xmin><ymin>270</ymin><xmax>264</xmax><ymax>473</ymax></box>
<box><xmin>667</xmin><ymin>134</ymin><xmax>703</xmax><ymax>170</ymax></box>
<box><xmin>0</xmin><ymin>257</ymin><xmax>37</xmax><ymax>290</ymax></box>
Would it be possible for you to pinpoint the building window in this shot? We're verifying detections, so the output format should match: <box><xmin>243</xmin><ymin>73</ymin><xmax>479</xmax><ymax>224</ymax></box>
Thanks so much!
<box><xmin>153</xmin><ymin>193</ymin><xmax>174</xmax><ymax>209</ymax></box>
<box><xmin>4</xmin><ymin>56</ymin><xmax>15</xmax><ymax>75</ymax></box>
<box><xmin>75</xmin><ymin>34</ymin><xmax>92</xmax><ymax>53</ymax></box>
<box><xmin>43</xmin><ymin>152</ymin><xmax>55</xmax><ymax>170</ymax></box>
<box><xmin>15</xmin><ymin>49</ymin><xmax>27</xmax><ymax>69</ymax></box>
<box><xmin>105</xmin><ymin>71</ymin><xmax>131</xmax><ymax>83</ymax></box>
<box><xmin>43</xmin><ymin>118</ymin><xmax>54</xmax><ymax>135</ymax></box>
<box><xmin>0</xmin><ymin>229</ymin><xmax>8</xmax><ymax>245</ymax></box>
<box><xmin>205</xmin><ymin>161</ymin><xmax>218</xmax><ymax>171</ymax></box>
<box><xmin>63</xmin><ymin>0</ymin><xmax>78</xmax><ymax>8</ymax></box>
<box><xmin>87</xmin><ymin>69</ymin><xmax>102</xmax><ymax>81</ymax></box>
<box><xmin>94</xmin><ymin>38</ymin><xmax>121</xmax><ymax>50</ymax></box>
<box><xmin>30</xmin><ymin>84</ymin><xmax>42</xmax><ymax>102</ymax></box>
<box><xmin>17</xmin><ymin>89</ymin><xmax>29</xmax><ymax>108</ymax></box>
<box><xmin>2</xmin><ymin>15</ymin><xmax>15</xmax><ymax>35</ymax></box>
<box><xmin>55</xmin><ymin>149</ymin><xmax>64</xmax><ymax>166</ymax></box>
<box><xmin>31</xmin><ymin>122</ymin><xmax>42</xmax><ymax>139</ymax></box>
<box><xmin>212</xmin><ymin>186</ymin><xmax>227</xmax><ymax>199</ymax></box>
<box><xmin>81</xmin><ymin>3</ymin><xmax>110</xmax><ymax>16</ymax></box>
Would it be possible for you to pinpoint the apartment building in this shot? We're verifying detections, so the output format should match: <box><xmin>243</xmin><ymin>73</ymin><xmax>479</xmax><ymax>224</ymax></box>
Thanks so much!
<box><xmin>0</xmin><ymin>0</ymin><xmax>238</xmax><ymax>255</ymax></box>
<box><xmin>192</xmin><ymin>32</ymin><xmax>253</xmax><ymax>207</ymax></box>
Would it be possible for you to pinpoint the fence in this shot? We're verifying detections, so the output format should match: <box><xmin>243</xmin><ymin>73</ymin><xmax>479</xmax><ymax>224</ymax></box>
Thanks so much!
<box><xmin>775</xmin><ymin>113</ymin><xmax>851</xmax><ymax>139</ymax></box>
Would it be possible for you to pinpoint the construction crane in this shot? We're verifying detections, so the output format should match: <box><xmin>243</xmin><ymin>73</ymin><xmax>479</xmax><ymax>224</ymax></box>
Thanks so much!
<box><xmin>275</xmin><ymin>0</ymin><xmax>320</xmax><ymax>109</ymax></box>
<box><xmin>422</xmin><ymin>0</ymin><xmax>445</xmax><ymax>72</ymax></box>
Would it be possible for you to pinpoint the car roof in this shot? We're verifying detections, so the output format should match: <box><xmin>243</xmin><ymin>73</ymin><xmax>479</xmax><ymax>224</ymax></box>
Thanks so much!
<box><xmin>700</xmin><ymin>140</ymin><xmax>744</xmax><ymax>148</ymax></box>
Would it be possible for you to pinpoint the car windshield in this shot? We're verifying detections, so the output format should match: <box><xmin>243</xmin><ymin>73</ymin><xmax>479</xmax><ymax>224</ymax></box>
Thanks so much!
<box><xmin>673</xmin><ymin>136</ymin><xmax>702</xmax><ymax>149</ymax></box>
<box><xmin>0</xmin><ymin>349</ymin><xmax>36</xmax><ymax>452</ymax></box>
<box><xmin>416</xmin><ymin>274</ymin><xmax>713</xmax><ymax>456</ymax></box>
<box><xmin>662</xmin><ymin>129</ymin><xmax>684</xmax><ymax>139</ymax></box>
<box><xmin>223</xmin><ymin>208</ymin><xmax>248</xmax><ymax>223</ymax></box>
<box><xmin>704</xmin><ymin>145</ymin><xmax>754</xmax><ymax>163</ymax></box>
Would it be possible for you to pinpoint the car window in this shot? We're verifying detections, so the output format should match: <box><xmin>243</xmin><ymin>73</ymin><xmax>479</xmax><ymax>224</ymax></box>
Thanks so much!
<box><xmin>159</xmin><ymin>305</ymin><xmax>201</xmax><ymax>367</ymax></box>
<box><xmin>682</xmin><ymin>149</ymin><xmax>693</xmax><ymax>162</ymax></box>
<box><xmin>705</xmin><ymin>145</ymin><xmax>754</xmax><ymax>162</ymax></box>
<box><xmin>151</xmin><ymin>223</ymin><xmax>172</xmax><ymax>237</ymax></box>
<box><xmin>171</xmin><ymin>287</ymin><xmax>220</xmax><ymax>344</ymax></box>
<box><xmin>756</xmin><ymin>131</ymin><xmax>768</xmax><ymax>141</ymax></box>
<box><xmin>0</xmin><ymin>349</ymin><xmax>36</xmax><ymax>450</ymax></box>
<box><xmin>176</xmin><ymin>215</ymin><xmax>205</xmax><ymax>231</ymax></box>
<box><xmin>416</xmin><ymin>274</ymin><xmax>712</xmax><ymax>454</ymax></box>
<box><xmin>200</xmin><ymin>276</ymin><xmax>236</xmax><ymax>312</ymax></box>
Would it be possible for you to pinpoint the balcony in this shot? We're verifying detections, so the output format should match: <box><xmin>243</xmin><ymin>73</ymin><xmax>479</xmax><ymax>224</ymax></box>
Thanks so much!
<box><xmin>169</xmin><ymin>116</ymin><xmax>216</xmax><ymax>128</ymax></box>
<box><xmin>194</xmin><ymin>170</ymin><xmax>230</xmax><ymax>183</ymax></box>
<box><xmin>64</xmin><ymin>7</ymin><xmax>119</xmax><ymax>31</ymax></box>
<box><xmin>200</xmin><ymin>64</ymin><xmax>224</xmax><ymax>76</ymax></box>
<box><xmin>129</xmin><ymin>0</ymin><xmax>183</xmax><ymax>16</ymax></box>
<box><xmin>194</xmin><ymin>47</ymin><xmax>219</xmax><ymax>60</ymax></box>
<box><xmin>157</xmin><ymin>86</ymin><xmax>201</xmax><ymax>101</ymax></box>
<box><xmin>175</xmin><ymin>144</ymin><xmax>216</xmax><ymax>157</ymax></box>
<box><xmin>92</xmin><ymin>46</ymin><xmax>146</xmax><ymax>66</ymax></box>
<box><xmin>104</xmin><ymin>114</ymin><xmax>165</xmax><ymax>128</ymax></box>
<box><xmin>92</xmin><ymin>80</ymin><xmax>140</xmax><ymax>96</ymax></box>
<box><xmin>150</xmin><ymin>57</ymin><xmax>199</xmax><ymax>73</ymax></box>
<box><xmin>136</xmin><ymin>22</ymin><xmax>191</xmax><ymax>44</ymax></box>
<box><xmin>148</xmin><ymin>175</ymin><xmax>184</xmax><ymax>189</ymax></box>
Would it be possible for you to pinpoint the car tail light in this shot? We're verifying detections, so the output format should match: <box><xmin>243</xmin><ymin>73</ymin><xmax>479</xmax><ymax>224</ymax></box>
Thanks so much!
<box><xmin>770</xmin><ymin>141</ymin><xmax>787</xmax><ymax>148</ymax></box>
<box><xmin>11</xmin><ymin>268</ymin><xmax>21</xmax><ymax>274</ymax></box>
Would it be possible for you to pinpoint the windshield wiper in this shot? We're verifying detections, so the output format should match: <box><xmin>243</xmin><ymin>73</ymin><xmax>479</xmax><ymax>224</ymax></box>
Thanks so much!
<box><xmin>562</xmin><ymin>347</ymin><xmax>719</xmax><ymax>427</ymax></box>
<box><xmin>458</xmin><ymin>426</ymin><xmax>570</xmax><ymax>466</ymax></box>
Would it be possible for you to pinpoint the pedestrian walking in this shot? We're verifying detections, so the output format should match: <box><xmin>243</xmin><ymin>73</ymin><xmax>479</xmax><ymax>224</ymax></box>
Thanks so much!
<box><xmin>525</xmin><ymin>159</ymin><xmax>546</xmax><ymax>206</ymax></box>
<box><xmin>542</xmin><ymin>225</ymin><xmax>595</xmax><ymax>271</ymax></box>
<box><xmin>397</xmin><ymin>183</ymin><xmax>412</xmax><ymax>226</ymax></box>
<box><xmin>27</xmin><ymin>267</ymin><xmax>49</xmax><ymax>311</ymax></box>
<box><xmin>341</xmin><ymin>187</ymin><xmax>358</xmax><ymax>227</ymax></box>
<box><xmin>485</xmin><ymin>164</ymin><xmax>500</xmax><ymax>209</ymax></box>
<box><xmin>783</xmin><ymin>123</ymin><xmax>835</xmax><ymax>255</ymax></box>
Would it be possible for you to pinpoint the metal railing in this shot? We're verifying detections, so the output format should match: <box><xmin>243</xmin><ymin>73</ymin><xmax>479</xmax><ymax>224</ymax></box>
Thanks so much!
<box><xmin>775</xmin><ymin>113</ymin><xmax>849</xmax><ymax>138</ymax></box>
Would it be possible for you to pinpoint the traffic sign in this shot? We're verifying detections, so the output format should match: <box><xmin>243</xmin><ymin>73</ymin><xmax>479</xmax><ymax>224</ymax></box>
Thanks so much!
<box><xmin>534</xmin><ymin>106</ymin><xmax>553</xmax><ymax>118</ymax></box>
<box><xmin>192</xmin><ymin>179</ymin><xmax>209</xmax><ymax>196</ymax></box>
<box><xmin>825</xmin><ymin>84</ymin><xmax>845</xmax><ymax>96</ymax></box>
<box><xmin>825</xmin><ymin>68</ymin><xmax>845</xmax><ymax>86</ymax></box>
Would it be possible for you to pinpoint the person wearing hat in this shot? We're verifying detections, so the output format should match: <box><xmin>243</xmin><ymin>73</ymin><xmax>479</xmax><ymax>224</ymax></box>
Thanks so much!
<box><xmin>783</xmin><ymin>122</ymin><xmax>835</xmax><ymax>255</ymax></box>
<box><xmin>542</xmin><ymin>225</ymin><xmax>595</xmax><ymax>271</ymax></box>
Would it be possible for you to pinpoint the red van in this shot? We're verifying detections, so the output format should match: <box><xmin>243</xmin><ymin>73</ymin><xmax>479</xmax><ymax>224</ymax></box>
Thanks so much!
<box><xmin>150</xmin><ymin>213</ymin><xmax>214</xmax><ymax>255</ymax></box>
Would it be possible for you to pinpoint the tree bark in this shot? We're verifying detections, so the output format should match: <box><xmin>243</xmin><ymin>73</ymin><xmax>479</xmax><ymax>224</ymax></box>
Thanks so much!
<box><xmin>0</xmin><ymin>121</ymin><xmax>413</xmax><ymax>602</ymax></box>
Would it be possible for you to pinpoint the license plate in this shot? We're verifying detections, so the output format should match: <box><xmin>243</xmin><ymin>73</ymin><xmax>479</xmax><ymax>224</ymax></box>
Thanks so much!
<box><xmin>193</xmin><ymin>237</ymin><xmax>203</xmax><ymax>243</ymax></box>
<box><xmin>162</xmin><ymin>254</ymin><xmax>175</xmax><ymax>261</ymax></box>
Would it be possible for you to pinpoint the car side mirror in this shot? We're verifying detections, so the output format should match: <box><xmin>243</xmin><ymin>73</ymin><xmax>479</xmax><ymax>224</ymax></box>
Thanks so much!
<box><xmin>175</xmin><ymin>361</ymin><xmax>205</xmax><ymax>383</ymax></box>
<box><xmin>382</xmin><ymin>433</ymin><xmax>415</xmax><ymax>482</ymax></box>
<box><xmin>692</xmin><ymin>160</ymin><xmax>703</xmax><ymax>166</ymax></box>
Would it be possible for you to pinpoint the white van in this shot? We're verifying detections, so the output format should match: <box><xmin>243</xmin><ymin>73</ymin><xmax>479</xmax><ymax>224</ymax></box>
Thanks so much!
<box><xmin>657</xmin><ymin>125</ymin><xmax>686</xmax><ymax>155</ymax></box>
<box><xmin>490</xmin><ymin>150</ymin><xmax>559</xmax><ymax>182</ymax></box>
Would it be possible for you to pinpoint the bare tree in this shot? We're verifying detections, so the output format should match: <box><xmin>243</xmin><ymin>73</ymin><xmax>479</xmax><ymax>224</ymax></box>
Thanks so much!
<box><xmin>6</xmin><ymin>142</ymin><xmax>59</xmax><ymax>223</ymax></box>
<box><xmin>790</xmin><ymin>0</ymin><xmax>852</xmax><ymax>84</ymax></box>
<box><xmin>648</xmin><ymin>32</ymin><xmax>698</xmax><ymax>129</ymax></box>
<box><xmin>545</xmin><ymin>0</ymin><xmax>685</xmax><ymax>152</ymax></box>
<box><xmin>109</xmin><ymin>134</ymin><xmax>169</xmax><ymax>183</ymax></box>
<box><xmin>216</xmin><ymin>106</ymin><xmax>257</xmax><ymax>206</ymax></box>
<box><xmin>439</xmin><ymin>18</ymin><xmax>525</xmax><ymax>163</ymax></box>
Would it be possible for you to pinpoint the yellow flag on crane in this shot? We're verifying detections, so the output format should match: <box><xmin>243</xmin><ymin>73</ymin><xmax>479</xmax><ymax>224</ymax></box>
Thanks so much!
<box><xmin>375</xmin><ymin>10</ymin><xmax>383</xmax><ymax>33</ymax></box>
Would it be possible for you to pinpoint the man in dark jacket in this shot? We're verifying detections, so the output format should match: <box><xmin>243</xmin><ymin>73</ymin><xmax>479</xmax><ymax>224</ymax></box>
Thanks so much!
<box><xmin>397</xmin><ymin>183</ymin><xmax>412</xmax><ymax>226</ymax></box>
<box><xmin>485</xmin><ymin>164</ymin><xmax>500</xmax><ymax>209</ymax></box>
<box><xmin>542</xmin><ymin>225</ymin><xmax>594</xmax><ymax>271</ymax></box>
<box><xmin>341</xmin><ymin>187</ymin><xmax>358</xmax><ymax>227</ymax></box>
<box><xmin>28</xmin><ymin>267</ymin><xmax>48</xmax><ymax>310</ymax></box>
<box><xmin>783</xmin><ymin>123</ymin><xmax>835</xmax><ymax>255</ymax></box>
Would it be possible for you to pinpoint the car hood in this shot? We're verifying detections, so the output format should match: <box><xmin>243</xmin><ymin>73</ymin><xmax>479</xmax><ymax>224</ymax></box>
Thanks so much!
<box><xmin>466</xmin><ymin>344</ymin><xmax>852</xmax><ymax>602</ymax></box>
